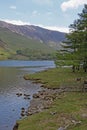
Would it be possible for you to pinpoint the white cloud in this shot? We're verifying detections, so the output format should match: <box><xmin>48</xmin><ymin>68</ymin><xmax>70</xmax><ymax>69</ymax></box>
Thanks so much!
<box><xmin>2</xmin><ymin>19</ymin><xmax>30</xmax><ymax>25</ymax></box>
<box><xmin>32</xmin><ymin>10</ymin><xmax>38</xmax><ymax>15</ymax></box>
<box><xmin>44</xmin><ymin>26</ymin><xmax>69</xmax><ymax>33</ymax></box>
<box><xmin>10</xmin><ymin>5</ymin><xmax>17</xmax><ymax>10</ymax></box>
<box><xmin>32</xmin><ymin>0</ymin><xmax>52</xmax><ymax>5</ymax></box>
<box><xmin>61</xmin><ymin>0</ymin><xmax>87</xmax><ymax>11</ymax></box>
<box><xmin>46</xmin><ymin>12</ymin><xmax>53</xmax><ymax>15</ymax></box>
<box><xmin>32</xmin><ymin>10</ymin><xmax>40</xmax><ymax>16</ymax></box>
<box><xmin>37</xmin><ymin>24</ymin><xmax>69</xmax><ymax>33</ymax></box>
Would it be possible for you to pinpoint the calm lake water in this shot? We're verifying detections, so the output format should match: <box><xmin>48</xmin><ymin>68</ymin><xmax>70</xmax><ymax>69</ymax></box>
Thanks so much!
<box><xmin>0</xmin><ymin>60</ymin><xmax>55</xmax><ymax>130</ymax></box>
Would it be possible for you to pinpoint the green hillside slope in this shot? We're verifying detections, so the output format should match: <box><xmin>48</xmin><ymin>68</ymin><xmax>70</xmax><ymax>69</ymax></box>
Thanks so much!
<box><xmin>0</xmin><ymin>27</ymin><xmax>55</xmax><ymax>60</ymax></box>
<box><xmin>0</xmin><ymin>48</ymin><xmax>10</xmax><ymax>60</ymax></box>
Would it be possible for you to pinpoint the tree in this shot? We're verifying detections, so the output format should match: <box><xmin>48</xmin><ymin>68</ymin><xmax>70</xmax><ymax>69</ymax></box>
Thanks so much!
<box><xmin>55</xmin><ymin>4</ymin><xmax>87</xmax><ymax>72</ymax></box>
<box><xmin>70</xmin><ymin>4</ymin><xmax>87</xmax><ymax>72</ymax></box>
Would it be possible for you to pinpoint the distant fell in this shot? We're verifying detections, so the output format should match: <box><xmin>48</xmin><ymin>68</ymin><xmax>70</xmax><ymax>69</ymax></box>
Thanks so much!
<box><xmin>0</xmin><ymin>26</ymin><xmax>55</xmax><ymax>60</ymax></box>
<box><xmin>0</xmin><ymin>21</ymin><xmax>66</xmax><ymax>44</ymax></box>
<box><xmin>0</xmin><ymin>21</ymin><xmax>66</xmax><ymax>60</ymax></box>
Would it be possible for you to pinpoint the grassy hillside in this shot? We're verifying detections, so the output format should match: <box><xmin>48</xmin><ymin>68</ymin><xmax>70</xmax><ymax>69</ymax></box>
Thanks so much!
<box><xmin>0</xmin><ymin>27</ymin><xmax>55</xmax><ymax>60</ymax></box>
<box><xmin>0</xmin><ymin>48</ymin><xmax>10</xmax><ymax>60</ymax></box>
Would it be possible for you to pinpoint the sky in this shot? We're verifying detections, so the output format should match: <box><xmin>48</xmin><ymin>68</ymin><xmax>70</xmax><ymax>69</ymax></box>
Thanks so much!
<box><xmin>0</xmin><ymin>0</ymin><xmax>87</xmax><ymax>33</ymax></box>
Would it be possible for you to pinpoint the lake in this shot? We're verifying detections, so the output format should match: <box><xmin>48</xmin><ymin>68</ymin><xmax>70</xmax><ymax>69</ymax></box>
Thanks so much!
<box><xmin>0</xmin><ymin>60</ymin><xmax>55</xmax><ymax>130</ymax></box>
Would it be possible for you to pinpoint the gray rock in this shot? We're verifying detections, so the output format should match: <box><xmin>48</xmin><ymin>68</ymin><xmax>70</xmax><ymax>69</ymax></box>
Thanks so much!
<box><xmin>33</xmin><ymin>93</ymin><xmax>40</xmax><ymax>98</ymax></box>
<box><xmin>58</xmin><ymin>127</ymin><xmax>65</xmax><ymax>130</ymax></box>
<box><xmin>81</xmin><ymin>113</ymin><xmax>87</xmax><ymax>118</ymax></box>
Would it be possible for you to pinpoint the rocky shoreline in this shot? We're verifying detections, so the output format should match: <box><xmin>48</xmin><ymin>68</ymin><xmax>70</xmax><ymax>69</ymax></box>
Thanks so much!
<box><xmin>13</xmin><ymin>82</ymin><xmax>64</xmax><ymax>130</ymax></box>
<box><xmin>13</xmin><ymin>78</ymin><xmax>83</xmax><ymax>130</ymax></box>
<box><xmin>27</xmin><ymin>87</ymin><xmax>63</xmax><ymax>116</ymax></box>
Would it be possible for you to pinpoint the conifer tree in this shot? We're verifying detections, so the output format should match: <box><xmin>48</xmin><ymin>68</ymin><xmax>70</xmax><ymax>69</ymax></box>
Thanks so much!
<box><xmin>55</xmin><ymin>4</ymin><xmax>87</xmax><ymax>72</ymax></box>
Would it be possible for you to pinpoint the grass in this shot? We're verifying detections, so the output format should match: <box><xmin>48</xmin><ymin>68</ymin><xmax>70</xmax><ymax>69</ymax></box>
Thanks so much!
<box><xmin>0</xmin><ymin>48</ymin><xmax>11</xmax><ymax>60</ymax></box>
<box><xmin>0</xmin><ymin>27</ymin><xmax>51</xmax><ymax>51</ymax></box>
<box><xmin>17</xmin><ymin>67</ymin><xmax>87</xmax><ymax>130</ymax></box>
<box><xmin>18</xmin><ymin>92</ymin><xmax>87</xmax><ymax>130</ymax></box>
<box><xmin>24</xmin><ymin>67</ymin><xmax>87</xmax><ymax>89</ymax></box>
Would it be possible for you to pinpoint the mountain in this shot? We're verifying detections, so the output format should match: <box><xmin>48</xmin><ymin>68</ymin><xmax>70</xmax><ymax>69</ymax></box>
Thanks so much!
<box><xmin>0</xmin><ymin>21</ymin><xmax>66</xmax><ymax>44</ymax></box>
<box><xmin>0</xmin><ymin>26</ymin><xmax>55</xmax><ymax>60</ymax></box>
<box><xmin>0</xmin><ymin>21</ymin><xmax>66</xmax><ymax>60</ymax></box>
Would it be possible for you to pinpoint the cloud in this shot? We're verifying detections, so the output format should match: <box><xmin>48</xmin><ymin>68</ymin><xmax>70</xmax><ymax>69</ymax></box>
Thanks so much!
<box><xmin>44</xmin><ymin>26</ymin><xmax>69</xmax><ymax>33</ymax></box>
<box><xmin>37</xmin><ymin>24</ymin><xmax>69</xmax><ymax>33</ymax></box>
<box><xmin>2</xmin><ymin>19</ymin><xmax>30</xmax><ymax>25</ymax></box>
<box><xmin>32</xmin><ymin>10</ymin><xmax>38</xmax><ymax>15</ymax></box>
<box><xmin>46</xmin><ymin>12</ymin><xmax>53</xmax><ymax>15</ymax></box>
<box><xmin>32</xmin><ymin>10</ymin><xmax>40</xmax><ymax>16</ymax></box>
<box><xmin>61</xmin><ymin>0</ymin><xmax>87</xmax><ymax>11</ymax></box>
<box><xmin>10</xmin><ymin>5</ymin><xmax>17</xmax><ymax>10</ymax></box>
<box><xmin>32</xmin><ymin>0</ymin><xmax>52</xmax><ymax>5</ymax></box>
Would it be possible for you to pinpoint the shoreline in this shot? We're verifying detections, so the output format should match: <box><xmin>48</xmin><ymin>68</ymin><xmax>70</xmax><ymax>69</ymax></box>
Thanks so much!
<box><xmin>27</xmin><ymin>87</ymin><xmax>64</xmax><ymax>116</ymax></box>
<box><xmin>13</xmin><ymin>82</ymin><xmax>64</xmax><ymax>130</ymax></box>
